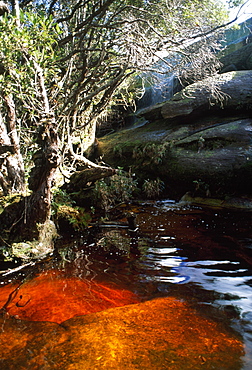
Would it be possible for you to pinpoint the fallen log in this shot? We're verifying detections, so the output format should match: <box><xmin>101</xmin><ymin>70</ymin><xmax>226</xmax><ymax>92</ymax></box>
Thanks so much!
<box><xmin>64</xmin><ymin>166</ymin><xmax>116</xmax><ymax>193</ymax></box>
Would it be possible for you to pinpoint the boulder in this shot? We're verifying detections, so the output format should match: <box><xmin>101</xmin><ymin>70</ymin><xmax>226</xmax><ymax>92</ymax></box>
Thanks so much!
<box><xmin>139</xmin><ymin>70</ymin><xmax>252</xmax><ymax>121</ymax></box>
<box><xmin>97</xmin><ymin>70</ymin><xmax>252</xmax><ymax>201</ymax></box>
<box><xmin>220</xmin><ymin>40</ymin><xmax>252</xmax><ymax>72</ymax></box>
<box><xmin>98</xmin><ymin>116</ymin><xmax>252</xmax><ymax>199</ymax></box>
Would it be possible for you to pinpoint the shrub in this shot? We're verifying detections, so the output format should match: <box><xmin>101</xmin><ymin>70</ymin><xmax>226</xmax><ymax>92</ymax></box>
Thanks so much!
<box><xmin>142</xmin><ymin>178</ymin><xmax>164</xmax><ymax>199</ymax></box>
<box><xmin>95</xmin><ymin>168</ymin><xmax>138</xmax><ymax>212</ymax></box>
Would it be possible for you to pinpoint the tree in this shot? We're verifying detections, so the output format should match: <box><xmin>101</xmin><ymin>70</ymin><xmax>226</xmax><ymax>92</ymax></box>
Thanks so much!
<box><xmin>0</xmin><ymin>7</ymin><xmax>62</xmax><ymax>240</ymax></box>
<box><xmin>0</xmin><ymin>0</ymin><xmax>244</xmax><ymax>243</ymax></box>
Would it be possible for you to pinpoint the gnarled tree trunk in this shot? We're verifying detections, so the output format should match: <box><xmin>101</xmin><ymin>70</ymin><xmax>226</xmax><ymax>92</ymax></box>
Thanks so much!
<box><xmin>0</xmin><ymin>112</ymin><xmax>60</xmax><ymax>241</ymax></box>
<box><xmin>0</xmin><ymin>56</ymin><xmax>60</xmax><ymax>241</ymax></box>
<box><xmin>26</xmin><ymin>113</ymin><xmax>60</xmax><ymax>228</ymax></box>
<box><xmin>0</xmin><ymin>96</ymin><xmax>25</xmax><ymax>195</ymax></box>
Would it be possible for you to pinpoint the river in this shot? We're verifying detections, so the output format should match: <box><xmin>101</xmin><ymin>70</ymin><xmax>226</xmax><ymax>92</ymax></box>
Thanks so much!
<box><xmin>0</xmin><ymin>200</ymin><xmax>251</xmax><ymax>369</ymax></box>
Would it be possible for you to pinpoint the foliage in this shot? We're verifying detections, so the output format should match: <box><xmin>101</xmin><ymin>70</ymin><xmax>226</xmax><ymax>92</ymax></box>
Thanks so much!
<box><xmin>1</xmin><ymin>0</ymin><xmax>235</xmax><ymax>155</ymax></box>
<box><xmin>143</xmin><ymin>178</ymin><xmax>165</xmax><ymax>199</ymax></box>
<box><xmin>52</xmin><ymin>188</ymin><xmax>91</xmax><ymax>231</ymax></box>
<box><xmin>0</xmin><ymin>11</ymin><xmax>59</xmax><ymax>100</ymax></box>
<box><xmin>95</xmin><ymin>168</ymin><xmax>138</xmax><ymax>212</ymax></box>
<box><xmin>227</xmin><ymin>0</ymin><xmax>245</xmax><ymax>8</ymax></box>
<box><xmin>0</xmin><ymin>193</ymin><xmax>22</xmax><ymax>214</ymax></box>
<box><xmin>56</xmin><ymin>205</ymin><xmax>91</xmax><ymax>231</ymax></box>
<box><xmin>52</xmin><ymin>188</ymin><xmax>73</xmax><ymax>209</ymax></box>
<box><xmin>133</xmin><ymin>142</ymin><xmax>170</xmax><ymax>165</ymax></box>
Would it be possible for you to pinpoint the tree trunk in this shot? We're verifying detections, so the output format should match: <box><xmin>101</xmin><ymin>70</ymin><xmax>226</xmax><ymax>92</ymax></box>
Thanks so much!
<box><xmin>27</xmin><ymin>113</ymin><xmax>60</xmax><ymax>225</ymax></box>
<box><xmin>0</xmin><ymin>113</ymin><xmax>60</xmax><ymax>241</ymax></box>
<box><xmin>0</xmin><ymin>53</ymin><xmax>60</xmax><ymax>241</ymax></box>
<box><xmin>18</xmin><ymin>58</ymin><xmax>60</xmax><ymax>239</ymax></box>
<box><xmin>0</xmin><ymin>96</ymin><xmax>25</xmax><ymax>195</ymax></box>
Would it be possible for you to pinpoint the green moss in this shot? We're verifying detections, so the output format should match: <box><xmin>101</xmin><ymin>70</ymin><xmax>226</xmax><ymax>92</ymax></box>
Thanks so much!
<box><xmin>57</xmin><ymin>205</ymin><xmax>91</xmax><ymax>231</ymax></box>
<box><xmin>9</xmin><ymin>220</ymin><xmax>58</xmax><ymax>261</ymax></box>
<box><xmin>0</xmin><ymin>194</ymin><xmax>23</xmax><ymax>215</ymax></box>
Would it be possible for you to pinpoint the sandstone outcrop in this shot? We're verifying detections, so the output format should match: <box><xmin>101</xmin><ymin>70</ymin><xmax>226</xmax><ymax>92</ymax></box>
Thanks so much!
<box><xmin>98</xmin><ymin>71</ymin><xmax>252</xmax><ymax>200</ymax></box>
<box><xmin>139</xmin><ymin>70</ymin><xmax>252</xmax><ymax>121</ymax></box>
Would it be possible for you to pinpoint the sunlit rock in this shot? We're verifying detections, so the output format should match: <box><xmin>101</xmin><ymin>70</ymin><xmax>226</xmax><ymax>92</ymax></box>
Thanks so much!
<box><xmin>0</xmin><ymin>296</ymin><xmax>244</xmax><ymax>369</ymax></box>
<box><xmin>139</xmin><ymin>70</ymin><xmax>252</xmax><ymax>120</ymax></box>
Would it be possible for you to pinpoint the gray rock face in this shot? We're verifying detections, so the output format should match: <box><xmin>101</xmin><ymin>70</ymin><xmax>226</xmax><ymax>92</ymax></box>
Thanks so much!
<box><xmin>99</xmin><ymin>114</ymin><xmax>252</xmax><ymax>199</ymax></box>
<box><xmin>103</xmin><ymin>33</ymin><xmax>252</xmax><ymax>203</ymax></box>
<box><xmin>219</xmin><ymin>36</ymin><xmax>252</xmax><ymax>72</ymax></box>
<box><xmin>162</xmin><ymin>118</ymin><xmax>252</xmax><ymax>197</ymax></box>
<box><xmin>139</xmin><ymin>71</ymin><xmax>252</xmax><ymax>121</ymax></box>
<box><xmin>99</xmin><ymin>70</ymin><xmax>252</xmax><ymax>201</ymax></box>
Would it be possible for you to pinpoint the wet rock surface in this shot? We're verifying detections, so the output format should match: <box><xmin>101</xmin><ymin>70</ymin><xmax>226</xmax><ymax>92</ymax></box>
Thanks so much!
<box><xmin>0</xmin><ymin>296</ymin><xmax>244</xmax><ymax>370</ymax></box>
<box><xmin>0</xmin><ymin>270</ymin><xmax>139</xmax><ymax>323</ymax></box>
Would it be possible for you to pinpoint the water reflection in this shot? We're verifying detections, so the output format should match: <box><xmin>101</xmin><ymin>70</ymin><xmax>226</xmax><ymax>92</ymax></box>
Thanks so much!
<box><xmin>148</xmin><ymin>248</ymin><xmax>252</xmax><ymax>311</ymax></box>
<box><xmin>135</xmin><ymin>202</ymin><xmax>252</xmax><ymax>370</ymax></box>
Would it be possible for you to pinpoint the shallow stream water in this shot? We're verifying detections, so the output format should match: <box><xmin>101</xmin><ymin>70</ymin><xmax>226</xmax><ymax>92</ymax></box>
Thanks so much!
<box><xmin>0</xmin><ymin>200</ymin><xmax>252</xmax><ymax>369</ymax></box>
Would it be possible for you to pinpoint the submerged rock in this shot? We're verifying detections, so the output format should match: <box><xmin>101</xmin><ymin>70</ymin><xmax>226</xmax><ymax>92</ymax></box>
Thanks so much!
<box><xmin>0</xmin><ymin>296</ymin><xmax>244</xmax><ymax>369</ymax></box>
<box><xmin>0</xmin><ymin>270</ymin><xmax>139</xmax><ymax>323</ymax></box>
